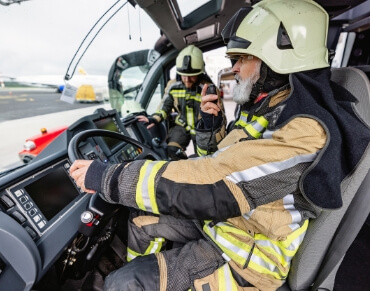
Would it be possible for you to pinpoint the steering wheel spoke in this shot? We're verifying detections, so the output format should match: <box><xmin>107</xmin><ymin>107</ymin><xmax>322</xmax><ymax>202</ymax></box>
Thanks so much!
<box><xmin>68</xmin><ymin>129</ymin><xmax>162</xmax><ymax>163</ymax></box>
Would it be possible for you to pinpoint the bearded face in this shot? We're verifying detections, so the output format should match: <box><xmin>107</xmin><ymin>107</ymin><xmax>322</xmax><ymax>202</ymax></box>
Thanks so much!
<box><xmin>233</xmin><ymin>60</ymin><xmax>261</xmax><ymax>105</ymax></box>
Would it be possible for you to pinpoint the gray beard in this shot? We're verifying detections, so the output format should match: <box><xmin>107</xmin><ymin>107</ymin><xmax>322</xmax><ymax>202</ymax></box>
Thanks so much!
<box><xmin>233</xmin><ymin>62</ymin><xmax>261</xmax><ymax>105</ymax></box>
<box><xmin>233</xmin><ymin>75</ymin><xmax>255</xmax><ymax>105</ymax></box>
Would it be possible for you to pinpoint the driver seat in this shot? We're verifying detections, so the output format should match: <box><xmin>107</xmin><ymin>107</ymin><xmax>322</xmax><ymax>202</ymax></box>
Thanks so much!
<box><xmin>278</xmin><ymin>67</ymin><xmax>370</xmax><ymax>290</ymax></box>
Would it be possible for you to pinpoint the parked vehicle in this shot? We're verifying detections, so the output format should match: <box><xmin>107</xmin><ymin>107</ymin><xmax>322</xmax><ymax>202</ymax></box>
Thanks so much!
<box><xmin>18</xmin><ymin>126</ymin><xmax>67</xmax><ymax>164</ymax></box>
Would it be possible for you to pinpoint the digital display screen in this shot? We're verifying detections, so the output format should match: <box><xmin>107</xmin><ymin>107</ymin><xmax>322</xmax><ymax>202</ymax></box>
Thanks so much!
<box><xmin>24</xmin><ymin>166</ymin><xmax>80</xmax><ymax>221</ymax></box>
<box><xmin>94</xmin><ymin>117</ymin><xmax>122</xmax><ymax>149</ymax></box>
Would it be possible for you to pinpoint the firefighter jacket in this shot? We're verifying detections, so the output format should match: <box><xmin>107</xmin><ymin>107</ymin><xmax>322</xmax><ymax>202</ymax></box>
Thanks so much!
<box><xmin>152</xmin><ymin>78</ymin><xmax>222</xmax><ymax>135</ymax></box>
<box><xmin>84</xmin><ymin>68</ymin><xmax>370</xmax><ymax>290</ymax></box>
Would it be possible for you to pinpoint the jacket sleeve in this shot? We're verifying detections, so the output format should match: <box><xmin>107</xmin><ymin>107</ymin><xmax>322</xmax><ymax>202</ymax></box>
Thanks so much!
<box><xmin>99</xmin><ymin>117</ymin><xmax>326</xmax><ymax>221</ymax></box>
<box><xmin>195</xmin><ymin>118</ymin><xmax>226</xmax><ymax>156</ymax></box>
<box><xmin>195</xmin><ymin>84</ymin><xmax>227</xmax><ymax>156</ymax></box>
<box><xmin>152</xmin><ymin>85</ymin><xmax>176</xmax><ymax>122</ymax></box>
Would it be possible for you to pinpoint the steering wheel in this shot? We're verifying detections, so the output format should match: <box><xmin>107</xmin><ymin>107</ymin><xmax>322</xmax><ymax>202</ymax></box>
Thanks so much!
<box><xmin>68</xmin><ymin>129</ymin><xmax>162</xmax><ymax>238</ymax></box>
<box><xmin>68</xmin><ymin>129</ymin><xmax>162</xmax><ymax>163</ymax></box>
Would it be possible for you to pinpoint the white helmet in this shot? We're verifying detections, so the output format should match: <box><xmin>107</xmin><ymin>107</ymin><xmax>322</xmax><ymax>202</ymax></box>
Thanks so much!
<box><xmin>222</xmin><ymin>0</ymin><xmax>330</xmax><ymax>74</ymax></box>
<box><xmin>176</xmin><ymin>45</ymin><xmax>205</xmax><ymax>76</ymax></box>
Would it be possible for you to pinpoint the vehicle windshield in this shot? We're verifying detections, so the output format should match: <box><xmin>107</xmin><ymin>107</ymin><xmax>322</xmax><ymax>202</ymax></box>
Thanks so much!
<box><xmin>0</xmin><ymin>0</ymin><xmax>161</xmax><ymax>173</ymax></box>
<box><xmin>0</xmin><ymin>0</ymin><xmax>233</xmax><ymax>175</ymax></box>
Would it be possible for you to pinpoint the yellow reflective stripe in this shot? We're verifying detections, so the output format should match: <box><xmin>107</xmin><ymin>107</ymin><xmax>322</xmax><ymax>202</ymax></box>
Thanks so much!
<box><xmin>126</xmin><ymin>237</ymin><xmax>165</xmax><ymax>262</ymax></box>
<box><xmin>204</xmin><ymin>222</ymin><xmax>253</xmax><ymax>266</ymax></box>
<box><xmin>136</xmin><ymin>161</ymin><xmax>149</xmax><ymax>210</ymax></box>
<box><xmin>205</xmin><ymin>220</ymin><xmax>308</xmax><ymax>280</ymax></box>
<box><xmin>234</xmin><ymin>119</ymin><xmax>247</xmax><ymax>127</ymax></box>
<box><xmin>248</xmin><ymin>255</ymin><xmax>285</xmax><ymax>279</ymax></box>
<box><xmin>171</xmin><ymin>89</ymin><xmax>186</xmax><ymax>98</ymax></box>
<box><xmin>127</xmin><ymin>247</ymin><xmax>140</xmax><ymax>262</ymax></box>
<box><xmin>218</xmin><ymin>264</ymin><xmax>238</xmax><ymax>291</ymax></box>
<box><xmin>235</xmin><ymin>112</ymin><xmax>269</xmax><ymax>138</ymax></box>
<box><xmin>146</xmin><ymin>237</ymin><xmax>165</xmax><ymax>254</ymax></box>
<box><xmin>245</xmin><ymin>123</ymin><xmax>261</xmax><ymax>138</ymax></box>
<box><xmin>197</xmin><ymin>146</ymin><xmax>208</xmax><ymax>156</ymax></box>
<box><xmin>136</xmin><ymin>161</ymin><xmax>167</xmax><ymax>214</ymax></box>
<box><xmin>175</xmin><ymin>115</ymin><xmax>186</xmax><ymax>127</ymax></box>
<box><xmin>188</xmin><ymin>93</ymin><xmax>201</xmax><ymax>102</ymax></box>
<box><xmin>234</xmin><ymin>111</ymin><xmax>249</xmax><ymax>126</ymax></box>
<box><xmin>252</xmin><ymin>222</ymin><xmax>308</xmax><ymax>279</ymax></box>
<box><xmin>186</xmin><ymin>105</ymin><xmax>194</xmax><ymax>128</ymax></box>
<box><xmin>155</xmin><ymin>109</ymin><xmax>167</xmax><ymax>120</ymax></box>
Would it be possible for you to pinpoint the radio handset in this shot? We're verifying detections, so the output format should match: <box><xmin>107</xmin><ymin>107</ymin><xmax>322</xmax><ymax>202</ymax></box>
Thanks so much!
<box><xmin>206</xmin><ymin>84</ymin><xmax>218</xmax><ymax>104</ymax></box>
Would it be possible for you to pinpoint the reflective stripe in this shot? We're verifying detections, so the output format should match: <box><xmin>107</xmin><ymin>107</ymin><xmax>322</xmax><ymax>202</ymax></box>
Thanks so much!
<box><xmin>218</xmin><ymin>264</ymin><xmax>238</xmax><ymax>291</ymax></box>
<box><xmin>242</xmin><ymin>209</ymin><xmax>255</xmax><ymax>220</ymax></box>
<box><xmin>234</xmin><ymin>111</ymin><xmax>250</xmax><ymax>126</ymax></box>
<box><xmin>235</xmin><ymin>112</ymin><xmax>269</xmax><ymax>139</ymax></box>
<box><xmin>127</xmin><ymin>249</ymin><xmax>137</xmax><ymax>261</ymax></box>
<box><xmin>204</xmin><ymin>219</ymin><xmax>309</xmax><ymax>280</ymax></box>
<box><xmin>188</xmin><ymin>93</ymin><xmax>202</xmax><ymax>102</ymax></box>
<box><xmin>197</xmin><ymin>146</ymin><xmax>208</xmax><ymax>156</ymax></box>
<box><xmin>136</xmin><ymin>160</ymin><xmax>167</xmax><ymax>214</ymax></box>
<box><xmin>155</xmin><ymin>109</ymin><xmax>167</xmax><ymax>120</ymax></box>
<box><xmin>283</xmin><ymin>194</ymin><xmax>303</xmax><ymax>230</ymax></box>
<box><xmin>204</xmin><ymin>222</ymin><xmax>253</xmax><ymax>266</ymax></box>
<box><xmin>262</xmin><ymin>129</ymin><xmax>274</xmax><ymax>139</ymax></box>
<box><xmin>171</xmin><ymin>89</ymin><xmax>186</xmax><ymax>98</ymax></box>
<box><xmin>186</xmin><ymin>105</ymin><xmax>194</xmax><ymax>129</ymax></box>
<box><xmin>127</xmin><ymin>237</ymin><xmax>165</xmax><ymax>262</ymax></box>
<box><xmin>226</xmin><ymin>152</ymin><xmax>318</xmax><ymax>184</ymax></box>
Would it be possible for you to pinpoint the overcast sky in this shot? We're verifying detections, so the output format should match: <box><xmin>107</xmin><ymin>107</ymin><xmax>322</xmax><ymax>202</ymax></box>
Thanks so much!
<box><xmin>0</xmin><ymin>0</ymin><xmax>160</xmax><ymax>78</ymax></box>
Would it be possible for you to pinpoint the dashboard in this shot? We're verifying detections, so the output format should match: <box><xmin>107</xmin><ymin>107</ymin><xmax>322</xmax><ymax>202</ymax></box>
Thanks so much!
<box><xmin>0</xmin><ymin>108</ymin><xmax>163</xmax><ymax>291</ymax></box>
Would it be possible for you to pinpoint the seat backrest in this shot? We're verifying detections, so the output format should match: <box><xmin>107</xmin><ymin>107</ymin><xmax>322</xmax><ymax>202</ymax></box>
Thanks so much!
<box><xmin>282</xmin><ymin>67</ymin><xmax>370</xmax><ymax>291</ymax></box>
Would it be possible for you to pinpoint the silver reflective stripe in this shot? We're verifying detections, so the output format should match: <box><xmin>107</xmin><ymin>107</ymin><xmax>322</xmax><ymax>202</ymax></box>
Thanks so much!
<box><xmin>286</xmin><ymin>230</ymin><xmax>307</xmax><ymax>251</ymax></box>
<box><xmin>206</xmin><ymin>223</ymin><xmax>250</xmax><ymax>260</ymax></box>
<box><xmin>262</xmin><ymin>130</ymin><xmax>274</xmax><ymax>139</ymax></box>
<box><xmin>140</xmin><ymin>162</ymin><xmax>159</xmax><ymax>212</ymax></box>
<box><xmin>242</xmin><ymin>209</ymin><xmax>255</xmax><ymax>220</ymax></box>
<box><xmin>149</xmin><ymin>238</ymin><xmax>164</xmax><ymax>253</ymax></box>
<box><xmin>252</xmin><ymin>120</ymin><xmax>265</xmax><ymax>132</ymax></box>
<box><xmin>212</xmin><ymin>145</ymin><xmax>230</xmax><ymax>158</ymax></box>
<box><xmin>238</xmin><ymin>113</ymin><xmax>249</xmax><ymax>124</ymax></box>
<box><xmin>255</xmin><ymin>239</ymin><xmax>293</xmax><ymax>263</ymax></box>
<box><xmin>226</xmin><ymin>153</ymin><xmax>317</xmax><ymax>184</ymax></box>
<box><xmin>223</xmin><ymin>264</ymin><xmax>233</xmax><ymax>290</ymax></box>
<box><xmin>250</xmin><ymin>253</ymin><xmax>280</xmax><ymax>273</ymax></box>
<box><xmin>127</xmin><ymin>252</ymin><xmax>136</xmax><ymax>261</ymax></box>
<box><xmin>283</xmin><ymin>194</ymin><xmax>303</xmax><ymax>229</ymax></box>
<box><xmin>222</xmin><ymin>253</ymin><xmax>231</xmax><ymax>262</ymax></box>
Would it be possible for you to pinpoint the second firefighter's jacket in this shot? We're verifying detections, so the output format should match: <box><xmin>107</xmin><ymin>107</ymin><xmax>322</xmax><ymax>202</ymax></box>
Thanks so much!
<box><xmin>152</xmin><ymin>79</ymin><xmax>211</xmax><ymax>133</ymax></box>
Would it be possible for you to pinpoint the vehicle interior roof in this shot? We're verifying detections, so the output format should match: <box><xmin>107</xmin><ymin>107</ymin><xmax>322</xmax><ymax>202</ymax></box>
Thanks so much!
<box><xmin>135</xmin><ymin>0</ymin><xmax>369</xmax><ymax>54</ymax></box>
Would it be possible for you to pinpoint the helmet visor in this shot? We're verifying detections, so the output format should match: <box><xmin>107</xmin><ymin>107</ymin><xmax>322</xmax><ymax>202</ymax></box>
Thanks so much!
<box><xmin>177</xmin><ymin>55</ymin><xmax>202</xmax><ymax>75</ymax></box>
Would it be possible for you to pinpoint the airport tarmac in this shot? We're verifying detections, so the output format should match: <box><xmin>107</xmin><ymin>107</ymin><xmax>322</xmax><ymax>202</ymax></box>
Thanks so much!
<box><xmin>0</xmin><ymin>103</ymin><xmax>111</xmax><ymax>172</ymax></box>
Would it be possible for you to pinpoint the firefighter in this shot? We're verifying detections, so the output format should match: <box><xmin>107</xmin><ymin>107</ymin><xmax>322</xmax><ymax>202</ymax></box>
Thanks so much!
<box><xmin>137</xmin><ymin>44</ymin><xmax>225</xmax><ymax>160</ymax></box>
<box><xmin>70</xmin><ymin>0</ymin><xmax>370</xmax><ymax>290</ymax></box>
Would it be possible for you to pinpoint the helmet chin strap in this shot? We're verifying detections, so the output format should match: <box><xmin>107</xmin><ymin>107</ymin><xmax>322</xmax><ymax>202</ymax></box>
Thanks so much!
<box><xmin>250</xmin><ymin>62</ymin><xmax>268</xmax><ymax>102</ymax></box>
<box><xmin>250</xmin><ymin>62</ymin><xmax>290</xmax><ymax>102</ymax></box>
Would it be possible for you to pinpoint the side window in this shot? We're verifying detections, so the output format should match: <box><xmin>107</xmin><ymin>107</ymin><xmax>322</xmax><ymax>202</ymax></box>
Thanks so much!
<box><xmin>146</xmin><ymin>75</ymin><xmax>164</xmax><ymax>115</ymax></box>
<box><xmin>108</xmin><ymin>49</ymin><xmax>160</xmax><ymax>114</ymax></box>
<box><xmin>145</xmin><ymin>64</ymin><xmax>176</xmax><ymax>115</ymax></box>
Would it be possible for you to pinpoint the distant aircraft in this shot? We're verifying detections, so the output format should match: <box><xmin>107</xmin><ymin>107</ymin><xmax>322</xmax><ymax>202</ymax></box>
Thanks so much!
<box><xmin>0</xmin><ymin>67</ymin><xmax>109</xmax><ymax>102</ymax></box>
